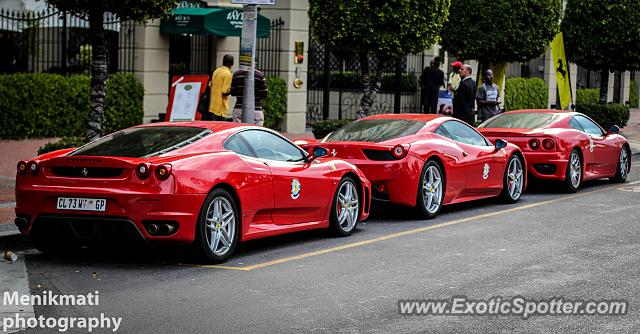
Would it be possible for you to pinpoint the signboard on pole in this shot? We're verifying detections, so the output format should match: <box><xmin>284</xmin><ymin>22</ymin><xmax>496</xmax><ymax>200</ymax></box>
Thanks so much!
<box><xmin>166</xmin><ymin>75</ymin><xmax>210</xmax><ymax>122</ymax></box>
<box><xmin>230</xmin><ymin>0</ymin><xmax>275</xmax><ymax>4</ymax></box>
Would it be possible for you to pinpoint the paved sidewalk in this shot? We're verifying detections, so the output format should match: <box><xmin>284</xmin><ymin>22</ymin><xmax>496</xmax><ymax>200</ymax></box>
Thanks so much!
<box><xmin>623</xmin><ymin>108</ymin><xmax>640</xmax><ymax>154</ymax></box>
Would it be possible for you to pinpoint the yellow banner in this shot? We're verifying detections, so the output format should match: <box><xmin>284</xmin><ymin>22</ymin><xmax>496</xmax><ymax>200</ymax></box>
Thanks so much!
<box><xmin>550</xmin><ymin>33</ymin><xmax>572</xmax><ymax>110</ymax></box>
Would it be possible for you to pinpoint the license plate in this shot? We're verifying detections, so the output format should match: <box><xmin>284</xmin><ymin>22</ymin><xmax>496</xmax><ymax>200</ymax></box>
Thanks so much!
<box><xmin>56</xmin><ymin>197</ymin><xmax>107</xmax><ymax>212</ymax></box>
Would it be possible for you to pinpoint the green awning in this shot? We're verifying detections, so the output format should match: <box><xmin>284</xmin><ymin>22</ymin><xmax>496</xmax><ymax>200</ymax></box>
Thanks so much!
<box><xmin>160</xmin><ymin>7</ymin><xmax>270</xmax><ymax>38</ymax></box>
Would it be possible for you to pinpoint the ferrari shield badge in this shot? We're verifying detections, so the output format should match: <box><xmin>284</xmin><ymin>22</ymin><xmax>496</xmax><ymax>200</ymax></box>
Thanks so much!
<box><xmin>291</xmin><ymin>179</ymin><xmax>301</xmax><ymax>199</ymax></box>
<box><xmin>483</xmin><ymin>163</ymin><xmax>490</xmax><ymax>180</ymax></box>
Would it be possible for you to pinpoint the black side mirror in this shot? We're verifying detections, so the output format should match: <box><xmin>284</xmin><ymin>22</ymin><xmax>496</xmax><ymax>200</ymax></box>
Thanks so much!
<box><xmin>307</xmin><ymin>147</ymin><xmax>329</xmax><ymax>162</ymax></box>
<box><xmin>607</xmin><ymin>125</ymin><xmax>620</xmax><ymax>135</ymax></box>
<box><xmin>495</xmin><ymin>139</ymin><xmax>508</xmax><ymax>150</ymax></box>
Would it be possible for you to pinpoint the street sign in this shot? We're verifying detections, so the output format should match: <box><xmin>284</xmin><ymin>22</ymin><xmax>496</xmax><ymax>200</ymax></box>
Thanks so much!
<box><xmin>230</xmin><ymin>0</ymin><xmax>276</xmax><ymax>4</ymax></box>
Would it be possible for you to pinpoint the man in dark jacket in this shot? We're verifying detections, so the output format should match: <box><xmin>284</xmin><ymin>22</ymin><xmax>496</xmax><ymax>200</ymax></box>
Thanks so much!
<box><xmin>453</xmin><ymin>64</ymin><xmax>477</xmax><ymax>125</ymax></box>
<box><xmin>419</xmin><ymin>57</ymin><xmax>445</xmax><ymax>114</ymax></box>
<box><xmin>230</xmin><ymin>64</ymin><xmax>269</xmax><ymax>126</ymax></box>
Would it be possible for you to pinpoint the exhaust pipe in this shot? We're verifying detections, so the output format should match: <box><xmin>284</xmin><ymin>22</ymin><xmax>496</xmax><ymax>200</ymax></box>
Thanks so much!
<box><xmin>14</xmin><ymin>217</ymin><xmax>28</xmax><ymax>230</ymax></box>
<box><xmin>160</xmin><ymin>224</ymin><xmax>176</xmax><ymax>235</ymax></box>
<box><xmin>147</xmin><ymin>223</ymin><xmax>159</xmax><ymax>235</ymax></box>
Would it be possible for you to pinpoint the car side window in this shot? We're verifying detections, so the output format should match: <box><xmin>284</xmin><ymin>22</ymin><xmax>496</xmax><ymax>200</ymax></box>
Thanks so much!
<box><xmin>438</xmin><ymin>121</ymin><xmax>490</xmax><ymax>146</ymax></box>
<box><xmin>574</xmin><ymin>115</ymin><xmax>604</xmax><ymax>136</ymax></box>
<box><xmin>239</xmin><ymin>130</ymin><xmax>306</xmax><ymax>162</ymax></box>
<box><xmin>569</xmin><ymin>117</ymin><xmax>585</xmax><ymax>132</ymax></box>
<box><xmin>224</xmin><ymin>134</ymin><xmax>256</xmax><ymax>157</ymax></box>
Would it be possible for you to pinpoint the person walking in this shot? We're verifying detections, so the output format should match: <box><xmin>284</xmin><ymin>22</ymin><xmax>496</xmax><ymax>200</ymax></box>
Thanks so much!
<box><xmin>447</xmin><ymin>61</ymin><xmax>462</xmax><ymax>94</ymax></box>
<box><xmin>419</xmin><ymin>57</ymin><xmax>445</xmax><ymax>114</ymax></box>
<box><xmin>205</xmin><ymin>54</ymin><xmax>234</xmax><ymax>121</ymax></box>
<box><xmin>452</xmin><ymin>64</ymin><xmax>477</xmax><ymax>125</ymax></box>
<box><xmin>230</xmin><ymin>62</ymin><xmax>269</xmax><ymax>126</ymax></box>
<box><xmin>476</xmin><ymin>69</ymin><xmax>502</xmax><ymax>122</ymax></box>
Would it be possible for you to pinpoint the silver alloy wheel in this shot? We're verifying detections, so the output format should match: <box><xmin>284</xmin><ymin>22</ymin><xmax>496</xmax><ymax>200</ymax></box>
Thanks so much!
<box><xmin>422</xmin><ymin>165</ymin><xmax>443</xmax><ymax>214</ymax></box>
<box><xmin>620</xmin><ymin>147</ymin><xmax>629</xmax><ymax>179</ymax></box>
<box><xmin>205</xmin><ymin>197</ymin><xmax>235</xmax><ymax>256</ymax></box>
<box><xmin>337</xmin><ymin>181</ymin><xmax>359</xmax><ymax>233</ymax></box>
<box><xmin>507</xmin><ymin>157</ymin><xmax>524</xmax><ymax>200</ymax></box>
<box><xmin>569</xmin><ymin>152</ymin><xmax>582</xmax><ymax>188</ymax></box>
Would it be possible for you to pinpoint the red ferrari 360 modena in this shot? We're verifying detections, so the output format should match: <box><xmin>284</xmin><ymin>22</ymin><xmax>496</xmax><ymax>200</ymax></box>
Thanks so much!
<box><xmin>478</xmin><ymin>110</ymin><xmax>631</xmax><ymax>192</ymax></box>
<box><xmin>15</xmin><ymin>122</ymin><xmax>371</xmax><ymax>263</ymax></box>
<box><xmin>297</xmin><ymin>114</ymin><xmax>527</xmax><ymax>219</ymax></box>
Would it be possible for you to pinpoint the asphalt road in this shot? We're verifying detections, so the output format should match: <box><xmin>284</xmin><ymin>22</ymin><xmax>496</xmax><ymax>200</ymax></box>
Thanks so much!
<box><xmin>6</xmin><ymin>157</ymin><xmax>640</xmax><ymax>333</ymax></box>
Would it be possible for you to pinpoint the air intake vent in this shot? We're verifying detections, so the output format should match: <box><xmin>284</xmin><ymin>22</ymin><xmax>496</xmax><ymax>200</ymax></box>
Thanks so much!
<box><xmin>362</xmin><ymin>149</ymin><xmax>396</xmax><ymax>161</ymax></box>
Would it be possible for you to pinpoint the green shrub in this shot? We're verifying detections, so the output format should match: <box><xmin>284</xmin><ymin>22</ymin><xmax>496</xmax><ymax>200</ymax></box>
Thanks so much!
<box><xmin>630</xmin><ymin>80</ymin><xmax>638</xmax><ymax>108</ymax></box>
<box><xmin>262</xmin><ymin>77</ymin><xmax>287</xmax><ymax>130</ymax></box>
<box><xmin>0</xmin><ymin>73</ymin><xmax>144</xmax><ymax>139</ymax></box>
<box><xmin>576</xmin><ymin>103</ymin><xmax>630</xmax><ymax>129</ymax></box>
<box><xmin>311</xmin><ymin>71</ymin><xmax>418</xmax><ymax>92</ymax></box>
<box><xmin>37</xmin><ymin>137</ymin><xmax>87</xmax><ymax>155</ymax></box>
<box><xmin>311</xmin><ymin>119</ymin><xmax>351</xmax><ymax>139</ymax></box>
<box><xmin>576</xmin><ymin>88</ymin><xmax>599</xmax><ymax>105</ymax></box>
<box><xmin>504</xmin><ymin>77</ymin><xmax>548</xmax><ymax>111</ymax></box>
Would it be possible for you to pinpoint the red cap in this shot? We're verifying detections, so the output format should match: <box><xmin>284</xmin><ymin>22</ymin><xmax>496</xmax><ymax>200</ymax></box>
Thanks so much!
<box><xmin>451</xmin><ymin>61</ymin><xmax>463</xmax><ymax>67</ymax></box>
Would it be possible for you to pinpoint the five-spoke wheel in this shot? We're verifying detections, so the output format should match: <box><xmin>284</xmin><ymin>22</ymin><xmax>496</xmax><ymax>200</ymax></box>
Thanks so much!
<box><xmin>417</xmin><ymin>160</ymin><xmax>444</xmax><ymax>219</ymax></box>
<box><xmin>330</xmin><ymin>177</ymin><xmax>360</xmax><ymax>236</ymax></box>
<box><xmin>195</xmin><ymin>188</ymin><xmax>239</xmax><ymax>263</ymax></box>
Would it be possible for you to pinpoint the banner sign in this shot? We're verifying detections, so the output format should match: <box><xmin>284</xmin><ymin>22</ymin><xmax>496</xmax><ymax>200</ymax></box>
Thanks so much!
<box><xmin>550</xmin><ymin>32</ymin><xmax>572</xmax><ymax>110</ymax></box>
<box><xmin>166</xmin><ymin>75</ymin><xmax>210</xmax><ymax>122</ymax></box>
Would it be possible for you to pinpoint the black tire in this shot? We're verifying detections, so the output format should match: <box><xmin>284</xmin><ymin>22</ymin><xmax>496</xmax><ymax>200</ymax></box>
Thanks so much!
<box><xmin>193</xmin><ymin>188</ymin><xmax>240</xmax><ymax>263</ymax></box>
<box><xmin>329</xmin><ymin>176</ymin><xmax>360</xmax><ymax>237</ymax></box>
<box><xmin>564</xmin><ymin>149</ymin><xmax>582</xmax><ymax>193</ymax></box>
<box><xmin>611</xmin><ymin>146</ymin><xmax>631</xmax><ymax>183</ymax></box>
<box><xmin>416</xmin><ymin>160</ymin><xmax>445</xmax><ymax>219</ymax></box>
<box><xmin>500</xmin><ymin>154</ymin><xmax>525</xmax><ymax>203</ymax></box>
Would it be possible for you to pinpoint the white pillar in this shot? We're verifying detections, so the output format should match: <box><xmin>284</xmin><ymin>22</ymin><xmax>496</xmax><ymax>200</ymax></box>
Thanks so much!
<box><xmin>133</xmin><ymin>19</ymin><xmax>170</xmax><ymax>124</ymax></box>
<box><xmin>621</xmin><ymin>71</ymin><xmax>631</xmax><ymax>105</ymax></box>
<box><xmin>569</xmin><ymin>63</ymin><xmax>577</xmax><ymax>107</ymax></box>
<box><xmin>607</xmin><ymin>70</ymin><xmax>615</xmax><ymax>102</ymax></box>
<box><xmin>543</xmin><ymin>48</ymin><xmax>557</xmax><ymax>108</ymax></box>
<box><xmin>260</xmin><ymin>0</ymin><xmax>309</xmax><ymax>134</ymax></box>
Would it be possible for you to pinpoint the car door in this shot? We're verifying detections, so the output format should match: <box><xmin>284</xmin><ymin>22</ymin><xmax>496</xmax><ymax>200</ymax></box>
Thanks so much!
<box><xmin>573</xmin><ymin>115</ymin><xmax>616</xmax><ymax>175</ymax></box>
<box><xmin>239</xmin><ymin>130</ymin><xmax>333</xmax><ymax>225</ymax></box>
<box><xmin>437</xmin><ymin>121</ymin><xmax>504</xmax><ymax>195</ymax></box>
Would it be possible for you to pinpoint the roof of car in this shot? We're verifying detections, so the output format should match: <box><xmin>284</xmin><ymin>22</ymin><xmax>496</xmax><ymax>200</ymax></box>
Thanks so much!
<box><xmin>506</xmin><ymin>109</ymin><xmax>572</xmax><ymax>115</ymax></box>
<box><xmin>135</xmin><ymin>121</ymin><xmax>248</xmax><ymax>132</ymax></box>
<box><xmin>361</xmin><ymin>113</ymin><xmax>446</xmax><ymax>122</ymax></box>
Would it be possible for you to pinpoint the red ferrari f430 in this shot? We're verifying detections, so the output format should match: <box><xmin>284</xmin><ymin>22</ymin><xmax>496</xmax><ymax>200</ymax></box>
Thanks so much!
<box><xmin>15</xmin><ymin>122</ymin><xmax>371</xmax><ymax>263</ymax></box>
<box><xmin>478</xmin><ymin>110</ymin><xmax>631</xmax><ymax>192</ymax></box>
<box><xmin>297</xmin><ymin>114</ymin><xmax>527</xmax><ymax>219</ymax></box>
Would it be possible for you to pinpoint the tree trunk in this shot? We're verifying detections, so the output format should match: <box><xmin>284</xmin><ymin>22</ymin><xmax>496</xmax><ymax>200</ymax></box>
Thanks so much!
<box><xmin>358</xmin><ymin>53</ymin><xmax>385</xmax><ymax>118</ymax></box>
<box><xmin>86</xmin><ymin>5</ymin><xmax>108</xmax><ymax>142</ymax></box>
<box><xmin>599</xmin><ymin>69</ymin><xmax>609</xmax><ymax>105</ymax></box>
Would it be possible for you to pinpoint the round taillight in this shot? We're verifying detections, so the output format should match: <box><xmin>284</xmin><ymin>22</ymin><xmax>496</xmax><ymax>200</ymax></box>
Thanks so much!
<box><xmin>136</xmin><ymin>163</ymin><xmax>151</xmax><ymax>179</ymax></box>
<box><xmin>391</xmin><ymin>145</ymin><xmax>407</xmax><ymax>159</ymax></box>
<box><xmin>17</xmin><ymin>161</ymin><xmax>28</xmax><ymax>175</ymax></box>
<box><xmin>542</xmin><ymin>138</ymin><xmax>556</xmax><ymax>150</ymax></box>
<box><xmin>155</xmin><ymin>165</ymin><xmax>172</xmax><ymax>181</ymax></box>
<box><xmin>529</xmin><ymin>139</ymin><xmax>540</xmax><ymax>150</ymax></box>
<box><xmin>28</xmin><ymin>161</ymin><xmax>39</xmax><ymax>175</ymax></box>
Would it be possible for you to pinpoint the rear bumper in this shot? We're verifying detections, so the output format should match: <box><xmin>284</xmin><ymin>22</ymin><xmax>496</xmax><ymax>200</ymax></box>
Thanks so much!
<box><xmin>524</xmin><ymin>151</ymin><xmax>568</xmax><ymax>180</ymax></box>
<box><xmin>353</xmin><ymin>154</ymin><xmax>423</xmax><ymax>207</ymax></box>
<box><xmin>15</xmin><ymin>188</ymin><xmax>206</xmax><ymax>244</ymax></box>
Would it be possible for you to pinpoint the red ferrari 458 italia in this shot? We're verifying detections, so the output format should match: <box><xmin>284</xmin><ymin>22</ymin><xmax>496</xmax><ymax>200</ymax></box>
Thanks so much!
<box><xmin>298</xmin><ymin>114</ymin><xmax>527</xmax><ymax>219</ymax></box>
<box><xmin>478</xmin><ymin>110</ymin><xmax>631</xmax><ymax>192</ymax></box>
<box><xmin>15</xmin><ymin>122</ymin><xmax>371</xmax><ymax>263</ymax></box>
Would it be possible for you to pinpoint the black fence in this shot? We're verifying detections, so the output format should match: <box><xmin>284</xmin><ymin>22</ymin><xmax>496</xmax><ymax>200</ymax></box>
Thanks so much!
<box><xmin>256</xmin><ymin>17</ymin><xmax>284</xmax><ymax>78</ymax></box>
<box><xmin>0</xmin><ymin>8</ymin><xmax>135</xmax><ymax>75</ymax></box>
<box><xmin>307</xmin><ymin>31</ymin><xmax>431</xmax><ymax>124</ymax></box>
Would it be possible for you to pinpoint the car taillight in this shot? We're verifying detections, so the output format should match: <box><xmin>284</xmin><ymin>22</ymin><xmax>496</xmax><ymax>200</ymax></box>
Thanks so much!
<box><xmin>528</xmin><ymin>139</ymin><xmax>540</xmax><ymax>150</ymax></box>
<box><xmin>542</xmin><ymin>138</ymin><xmax>556</xmax><ymax>150</ymax></box>
<box><xmin>17</xmin><ymin>161</ymin><xmax>28</xmax><ymax>176</ymax></box>
<box><xmin>136</xmin><ymin>163</ymin><xmax>151</xmax><ymax>179</ymax></box>
<box><xmin>28</xmin><ymin>161</ymin><xmax>39</xmax><ymax>176</ymax></box>
<box><xmin>155</xmin><ymin>164</ymin><xmax>172</xmax><ymax>181</ymax></box>
<box><xmin>391</xmin><ymin>144</ymin><xmax>408</xmax><ymax>159</ymax></box>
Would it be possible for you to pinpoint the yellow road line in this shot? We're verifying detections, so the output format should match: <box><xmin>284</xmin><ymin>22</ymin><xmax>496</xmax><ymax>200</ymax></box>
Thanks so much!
<box><xmin>193</xmin><ymin>180</ymin><xmax>640</xmax><ymax>271</ymax></box>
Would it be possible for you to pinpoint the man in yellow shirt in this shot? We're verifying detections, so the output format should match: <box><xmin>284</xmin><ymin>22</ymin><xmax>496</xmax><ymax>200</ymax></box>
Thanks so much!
<box><xmin>206</xmin><ymin>54</ymin><xmax>234</xmax><ymax>121</ymax></box>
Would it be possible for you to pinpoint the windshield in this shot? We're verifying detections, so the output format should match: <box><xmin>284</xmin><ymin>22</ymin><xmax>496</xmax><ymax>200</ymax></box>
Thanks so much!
<box><xmin>325</xmin><ymin>119</ymin><xmax>425</xmax><ymax>143</ymax></box>
<box><xmin>71</xmin><ymin>126</ymin><xmax>212</xmax><ymax>158</ymax></box>
<box><xmin>479</xmin><ymin>113</ymin><xmax>559</xmax><ymax>129</ymax></box>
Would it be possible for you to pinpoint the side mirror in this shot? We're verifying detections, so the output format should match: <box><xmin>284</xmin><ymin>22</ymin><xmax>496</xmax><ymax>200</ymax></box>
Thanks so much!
<box><xmin>495</xmin><ymin>139</ymin><xmax>508</xmax><ymax>150</ymax></box>
<box><xmin>307</xmin><ymin>147</ymin><xmax>329</xmax><ymax>162</ymax></box>
<box><xmin>606</xmin><ymin>125</ymin><xmax>620</xmax><ymax>135</ymax></box>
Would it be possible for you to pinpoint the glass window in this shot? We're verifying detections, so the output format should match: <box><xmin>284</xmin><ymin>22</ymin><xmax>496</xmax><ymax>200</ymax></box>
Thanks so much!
<box><xmin>224</xmin><ymin>135</ymin><xmax>256</xmax><ymax>157</ymax></box>
<box><xmin>240</xmin><ymin>130</ymin><xmax>306</xmax><ymax>162</ymax></box>
<box><xmin>436</xmin><ymin>121</ymin><xmax>490</xmax><ymax>146</ymax></box>
<box><xmin>574</xmin><ymin>115</ymin><xmax>604</xmax><ymax>136</ymax></box>
<box><xmin>326</xmin><ymin>119</ymin><xmax>425</xmax><ymax>143</ymax></box>
<box><xmin>479</xmin><ymin>112</ymin><xmax>559</xmax><ymax>129</ymax></box>
<box><xmin>569</xmin><ymin>117</ymin><xmax>584</xmax><ymax>132</ymax></box>
<box><xmin>71</xmin><ymin>126</ymin><xmax>211</xmax><ymax>158</ymax></box>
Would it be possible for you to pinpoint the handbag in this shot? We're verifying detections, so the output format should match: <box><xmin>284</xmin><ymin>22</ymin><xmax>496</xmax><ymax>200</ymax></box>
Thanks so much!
<box><xmin>197</xmin><ymin>80</ymin><xmax>211</xmax><ymax>115</ymax></box>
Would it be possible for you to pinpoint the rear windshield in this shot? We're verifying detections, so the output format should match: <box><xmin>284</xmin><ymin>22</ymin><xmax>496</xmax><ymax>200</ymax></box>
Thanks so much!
<box><xmin>71</xmin><ymin>126</ymin><xmax>212</xmax><ymax>158</ymax></box>
<box><xmin>479</xmin><ymin>113</ymin><xmax>559</xmax><ymax>129</ymax></box>
<box><xmin>325</xmin><ymin>119</ymin><xmax>425</xmax><ymax>143</ymax></box>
